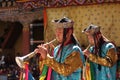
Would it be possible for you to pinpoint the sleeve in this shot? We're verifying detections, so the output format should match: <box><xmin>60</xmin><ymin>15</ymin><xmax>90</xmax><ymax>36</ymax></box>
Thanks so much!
<box><xmin>39</xmin><ymin>59</ymin><xmax>45</xmax><ymax>73</ymax></box>
<box><xmin>43</xmin><ymin>51</ymin><xmax>83</xmax><ymax>76</ymax></box>
<box><xmin>39</xmin><ymin>45</ymin><xmax>55</xmax><ymax>72</ymax></box>
<box><xmin>89</xmin><ymin>48</ymin><xmax>118</xmax><ymax>67</ymax></box>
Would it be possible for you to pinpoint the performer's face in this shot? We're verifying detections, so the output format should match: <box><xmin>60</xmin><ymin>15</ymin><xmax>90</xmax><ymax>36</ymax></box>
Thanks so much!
<box><xmin>55</xmin><ymin>27</ymin><xmax>64</xmax><ymax>43</ymax></box>
<box><xmin>87</xmin><ymin>34</ymin><xmax>102</xmax><ymax>45</ymax></box>
<box><xmin>87</xmin><ymin>35</ymin><xmax>94</xmax><ymax>45</ymax></box>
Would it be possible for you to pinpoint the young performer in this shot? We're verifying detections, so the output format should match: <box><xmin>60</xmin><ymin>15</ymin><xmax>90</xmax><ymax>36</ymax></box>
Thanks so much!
<box><xmin>83</xmin><ymin>24</ymin><xmax>118</xmax><ymax>80</ymax></box>
<box><xmin>35</xmin><ymin>17</ymin><xmax>85</xmax><ymax>80</ymax></box>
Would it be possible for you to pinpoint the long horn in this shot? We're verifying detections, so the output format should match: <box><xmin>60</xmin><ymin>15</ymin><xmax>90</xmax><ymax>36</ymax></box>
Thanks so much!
<box><xmin>15</xmin><ymin>52</ymin><xmax>36</xmax><ymax>68</ymax></box>
<box><xmin>86</xmin><ymin>44</ymin><xmax>91</xmax><ymax>50</ymax></box>
<box><xmin>15</xmin><ymin>39</ymin><xmax>56</xmax><ymax>68</ymax></box>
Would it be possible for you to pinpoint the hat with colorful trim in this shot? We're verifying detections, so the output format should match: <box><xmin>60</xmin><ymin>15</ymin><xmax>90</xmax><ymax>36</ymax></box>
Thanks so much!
<box><xmin>82</xmin><ymin>24</ymin><xmax>100</xmax><ymax>35</ymax></box>
<box><xmin>52</xmin><ymin>17</ymin><xmax>74</xmax><ymax>28</ymax></box>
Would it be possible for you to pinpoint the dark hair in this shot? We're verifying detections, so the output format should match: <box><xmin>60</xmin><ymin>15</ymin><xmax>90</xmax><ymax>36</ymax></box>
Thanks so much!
<box><xmin>93</xmin><ymin>33</ymin><xmax>108</xmax><ymax>71</ymax></box>
<box><xmin>58</xmin><ymin>28</ymin><xmax>69</xmax><ymax>62</ymax></box>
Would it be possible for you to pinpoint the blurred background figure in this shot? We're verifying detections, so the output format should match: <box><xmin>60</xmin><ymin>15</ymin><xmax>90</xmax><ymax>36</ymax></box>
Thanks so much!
<box><xmin>83</xmin><ymin>24</ymin><xmax>118</xmax><ymax>80</ymax></box>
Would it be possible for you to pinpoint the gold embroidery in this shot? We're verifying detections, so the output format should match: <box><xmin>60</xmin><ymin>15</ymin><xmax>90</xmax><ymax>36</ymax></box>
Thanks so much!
<box><xmin>39</xmin><ymin>60</ymin><xmax>46</xmax><ymax>73</ymax></box>
<box><xmin>43</xmin><ymin>51</ymin><xmax>83</xmax><ymax>76</ymax></box>
<box><xmin>89</xmin><ymin>48</ymin><xmax>118</xmax><ymax>67</ymax></box>
<box><xmin>106</xmin><ymin>48</ymin><xmax>118</xmax><ymax>66</ymax></box>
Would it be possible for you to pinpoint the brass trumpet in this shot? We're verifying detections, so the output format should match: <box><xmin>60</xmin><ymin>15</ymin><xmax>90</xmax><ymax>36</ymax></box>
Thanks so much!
<box><xmin>15</xmin><ymin>39</ymin><xmax>56</xmax><ymax>68</ymax></box>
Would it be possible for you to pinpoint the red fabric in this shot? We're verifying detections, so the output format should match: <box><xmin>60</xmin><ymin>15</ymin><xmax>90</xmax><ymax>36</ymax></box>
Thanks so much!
<box><xmin>25</xmin><ymin>62</ymin><xmax>29</xmax><ymax>80</ymax></box>
<box><xmin>47</xmin><ymin>68</ymin><xmax>52</xmax><ymax>80</ymax></box>
<box><xmin>46</xmin><ymin>48</ymin><xmax>54</xmax><ymax>80</ymax></box>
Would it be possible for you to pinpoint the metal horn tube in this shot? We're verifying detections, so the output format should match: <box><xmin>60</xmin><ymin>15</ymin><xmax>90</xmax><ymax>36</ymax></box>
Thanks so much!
<box><xmin>86</xmin><ymin>44</ymin><xmax>91</xmax><ymax>50</ymax></box>
<box><xmin>15</xmin><ymin>39</ymin><xmax>56</xmax><ymax>68</ymax></box>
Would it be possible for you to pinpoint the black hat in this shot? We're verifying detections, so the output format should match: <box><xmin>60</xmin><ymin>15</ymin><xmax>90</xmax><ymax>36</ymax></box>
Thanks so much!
<box><xmin>52</xmin><ymin>17</ymin><xmax>74</xmax><ymax>28</ymax></box>
<box><xmin>82</xmin><ymin>24</ymin><xmax>100</xmax><ymax>35</ymax></box>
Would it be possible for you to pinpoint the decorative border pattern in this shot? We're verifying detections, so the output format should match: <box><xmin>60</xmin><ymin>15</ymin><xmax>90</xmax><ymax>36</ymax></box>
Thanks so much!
<box><xmin>16</xmin><ymin>0</ymin><xmax>120</xmax><ymax>9</ymax></box>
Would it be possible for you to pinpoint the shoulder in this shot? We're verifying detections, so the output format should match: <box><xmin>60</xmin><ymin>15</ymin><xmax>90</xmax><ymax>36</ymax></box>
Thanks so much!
<box><xmin>69</xmin><ymin>44</ymin><xmax>82</xmax><ymax>53</ymax></box>
<box><xmin>72</xmin><ymin>45</ymin><xmax>81</xmax><ymax>50</ymax></box>
<box><xmin>104</xmin><ymin>42</ymin><xmax>116</xmax><ymax>49</ymax></box>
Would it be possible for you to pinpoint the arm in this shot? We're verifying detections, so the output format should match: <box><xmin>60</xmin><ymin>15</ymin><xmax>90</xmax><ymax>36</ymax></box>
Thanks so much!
<box><xmin>41</xmin><ymin>51</ymin><xmax>83</xmax><ymax>76</ymax></box>
<box><xmin>89</xmin><ymin>48</ymin><xmax>118</xmax><ymax>67</ymax></box>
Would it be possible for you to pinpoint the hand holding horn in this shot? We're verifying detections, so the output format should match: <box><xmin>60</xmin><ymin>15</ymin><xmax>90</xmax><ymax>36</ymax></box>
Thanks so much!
<box><xmin>15</xmin><ymin>39</ymin><xmax>56</xmax><ymax>68</ymax></box>
<box><xmin>83</xmin><ymin>44</ymin><xmax>91</xmax><ymax>58</ymax></box>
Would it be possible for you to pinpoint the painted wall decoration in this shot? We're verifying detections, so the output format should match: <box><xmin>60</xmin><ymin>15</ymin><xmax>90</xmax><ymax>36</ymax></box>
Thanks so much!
<box><xmin>44</xmin><ymin>3</ymin><xmax>120</xmax><ymax>46</ymax></box>
<box><xmin>16</xmin><ymin>0</ymin><xmax>120</xmax><ymax>9</ymax></box>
